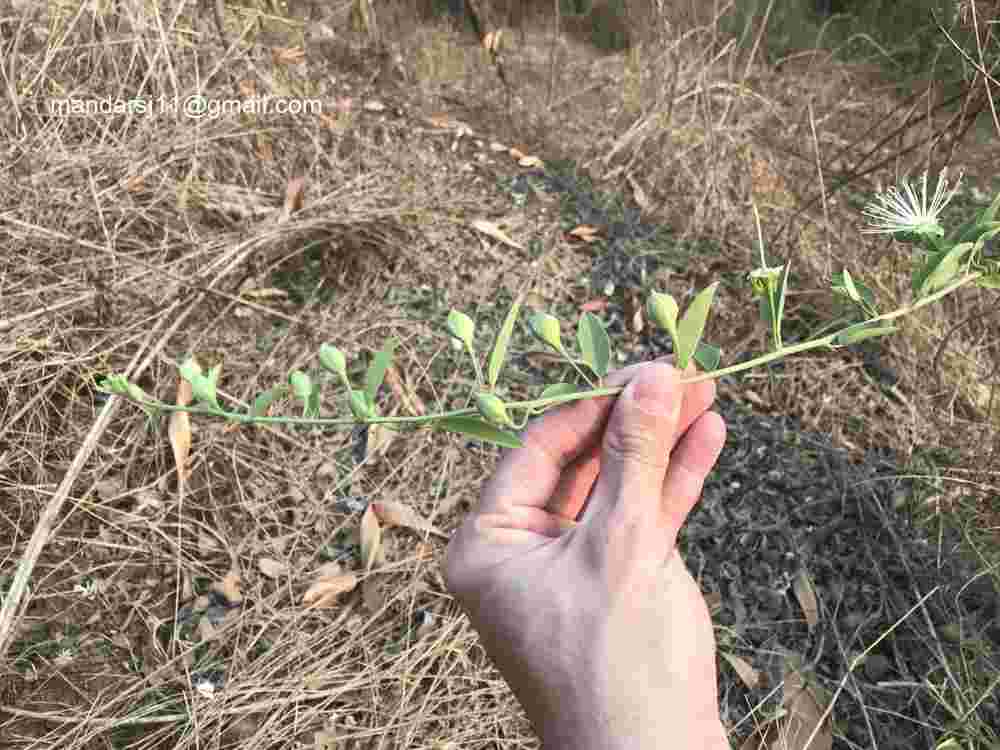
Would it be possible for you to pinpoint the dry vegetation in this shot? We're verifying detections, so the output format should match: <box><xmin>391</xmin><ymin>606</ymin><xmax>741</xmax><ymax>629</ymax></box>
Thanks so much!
<box><xmin>0</xmin><ymin>0</ymin><xmax>998</xmax><ymax>748</ymax></box>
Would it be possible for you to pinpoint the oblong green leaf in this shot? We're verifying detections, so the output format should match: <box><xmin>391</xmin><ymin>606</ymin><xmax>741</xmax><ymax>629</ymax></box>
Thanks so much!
<box><xmin>914</xmin><ymin>242</ymin><xmax>974</xmax><ymax>297</ymax></box>
<box><xmin>833</xmin><ymin>324</ymin><xmax>898</xmax><ymax>347</ymax></box>
<box><xmin>318</xmin><ymin>344</ymin><xmax>349</xmax><ymax>386</ymax></box>
<box><xmin>434</xmin><ymin>416</ymin><xmax>524</xmax><ymax>449</ymax></box>
<box><xmin>774</xmin><ymin>261</ymin><xmax>791</xmax><ymax>324</ymax></box>
<box><xmin>841</xmin><ymin>268</ymin><xmax>861</xmax><ymax>303</ymax></box>
<box><xmin>487</xmin><ymin>294</ymin><xmax>524</xmax><ymax>389</ymax></box>
<box><xmin>646</xmin><ymin>291</ymin><xmax>679</xmax><ymax>341</ymax></box>
<box><xmin>446</xmin><ymin>310</ymin><xmax>475</xmax><ymax>349</ymax></box>
<box><xmin>528</xmin><ymin>312</ymin><xmax>564</xmax><ymax>352</ymax></box>
<box><xmin>364</xmin><ymin>338</ymin><xmax>397</xmax><ymax>403</ymax></box>
<box><xmin>576</xmin><ymin>312</ymin><xmax>610</xmax><ymax>378</ymax></box>
<box><xmin>539</xmin><ymin>382</ymin><xmax>579</xmax><ymax>400</ymax></box>
<box><xmin>676</xmin><ymin>282</ymin><xmax>719</xmax><ymax>369</ymax></box>
<box><xmin>290</xmin><ymin>370</ymin><xmax>313</xmax><ymax>402</ymax></box>
<box><xmin>693</xmin><ymin>342</ymin><xmax>722</xmax><ymax>372</ymax></box>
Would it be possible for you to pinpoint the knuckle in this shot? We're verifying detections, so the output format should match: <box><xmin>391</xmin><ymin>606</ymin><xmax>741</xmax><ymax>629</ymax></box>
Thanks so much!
<box><xmin>603</xmin><ymin>425</ymin><xmax>669</xmax><ymax>471</ymax></box>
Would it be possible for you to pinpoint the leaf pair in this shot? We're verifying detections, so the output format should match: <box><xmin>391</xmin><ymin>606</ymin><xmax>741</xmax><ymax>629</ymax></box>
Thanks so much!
<box><xmin>179</xmin><ymin>358</ymin><xmax>223</xmax><ymax>410</ymax></box>
<box><xmin>647</xmin><ymin>283</ymin><xmax>722</xmax><ymax>371</ymax></box>
<box><xmin>313</xmin><ymin>338</ymin><xmax>398</xmax><ymax>422</ymax></box>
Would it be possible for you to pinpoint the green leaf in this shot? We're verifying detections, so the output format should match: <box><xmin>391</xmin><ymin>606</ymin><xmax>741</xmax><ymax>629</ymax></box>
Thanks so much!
<box><xmin>487</xmin><ymin>294</ymin><xmax>524</xmax><ymax>389</ymax></box>
<box><xmin>576</xmin><ymin>312</ymin><xmax>610</xmax><ymax>378</ymax></box>
<box><xmin>349</xmin><ymin>390</ymin><xmax>375</xmax><ymax>421</ymax></box>
<box><xmin>831</xmin><ymin>270</ymin><xmax>876</xmax><ymax>309</ymax></box>
<box><xmin>774</xmin><ymin>261</ymin><xmax>791</xmax><ymax>325</ymax></box>
<box><xmin>975</xmin><ymin>272</ymin><xmax>1000</xmax><ymax>289</ymax></box>
<box><xmin>306</xmin><ymin>383</ymin><xmax>322</xmax><ymax>419</ymax></box>
<box><xmin>647</xmin><ymin>291</ymin><xmax>679</xmax><ymax>342</ymax></box>
<box><xmin>178</xmin><ymin>357</ymin><xmax>204</xmax><ymax>384</ymax></box>
<box><xmin>676</xmin><ymin>282</ymin><xmax>719</xmax><ymax>369</ymax></box>
<box><xmin>833</xmin><ymin>323</ymin><xmax>899</xmax><ymax>347</ymax></box>
<box><xmin>979</xmin><ymin>190</ymin><xmax>1000</xmax><ymax>225</ymax></box>
<box><xmin>251</xmin><ymin>389</ymin><xmax>277</xmax><ymax>418</ymax></box>
<box><xmin>539</xmin><ymin>382</ymin><xmax>579</xmax><ymax>401</ymax></box>
<box><xmin>289</xmin><ymin>370</ymin><xmax>313</xmax><ymax>405</ymax></box>
<box><xmin>446</xmin><ymin>310</ymin><xmax>476</xmax><ymax>349</ymax></box>
<box><xmin>528</xmin><ymin>312</ymin><xmax>564</xmax><ymax>352</ymax></box>
<box><xmin>913</xmin><ymin>242</ymin><xmax>974</xmax><ymax>297</ymax></box>
<box><xmin>434</xmin><ymin>416</ymin><xmax>524</xmax><ymax>449</ymax></box>
<box><xmin>693</xmin><ymin>342</ymin><xmax>722</xmax><ymax>372</ymax></box>
<box><xmin>840</xmin><ymin>268</ymin><xmax>861</xmax><ymax>303</ymax></box>
<box><xmin>318</xmin><ymin>344</ymin><xmax>349</xmax><ymax>387</ymax></box>
<box><xmin>364</xmin><ymin>338</ymin><xmax>397</xmax><ymax>403</ymax></box>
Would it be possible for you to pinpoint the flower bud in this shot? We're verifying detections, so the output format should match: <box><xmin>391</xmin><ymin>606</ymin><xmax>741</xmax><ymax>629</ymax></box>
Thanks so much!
<box><xmin>319</xmin><ymin>344</ymin><xmax>348</xmax><ymax>383</ymax></box>
<box><xmin>747</xmin><ymin>266</ymin><xmax>783</xmax><ymax>297</ymax></box>
<box><xmin>349</xmin><ymin>390</ymin><xmax>375</xmax><ymax>421</ymax></box>
<box><xmin>475</xmin><ymin>392</ymin><xmax>514</xmax><ymax>428</ymax></box>
<box><xmin>446</xmin><ymin>310</ymin><xmax>475</xmax><ymax>349</ymax></box>
<box><xmin>646</xmin><ymin>291</ymin><xmax>679</xmax><ymax>338</ymax></box>
<box><xmin>528</xmin><ymin>312</ymin><xmax>563</xmax><ymax>352</ymax></box>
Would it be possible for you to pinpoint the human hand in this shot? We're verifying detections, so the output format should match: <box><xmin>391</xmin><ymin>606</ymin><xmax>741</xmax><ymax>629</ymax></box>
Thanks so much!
<box><xmin>444</xmin><ymin>360</ymin><xmax>729</xmax><ymax>749</ymax></box>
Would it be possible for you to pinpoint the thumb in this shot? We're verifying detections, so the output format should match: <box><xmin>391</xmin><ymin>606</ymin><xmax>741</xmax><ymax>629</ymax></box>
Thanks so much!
<box><xmin>582</xmin><ymin>363</ymin><xmax>683</xmax><ymax>528</ymax></box>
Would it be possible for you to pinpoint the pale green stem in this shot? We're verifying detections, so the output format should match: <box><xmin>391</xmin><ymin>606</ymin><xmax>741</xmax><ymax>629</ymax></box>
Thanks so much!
<box><xmin>116</xmin><ymin>272</ymin><xmax>982</xmax><ymax>429</ymax></box>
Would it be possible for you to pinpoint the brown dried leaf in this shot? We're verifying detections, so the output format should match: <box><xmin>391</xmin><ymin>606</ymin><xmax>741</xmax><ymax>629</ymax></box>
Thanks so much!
<box><xmin>793</xmin><ymin>569</ymin><xmax>820</xmax><ymax>630</ymax></box>
<box><xmin>277</xmin><ymin>175</ymin><xmax>306</xmax><ymax>224</ymax></box>
<box><xmin>509</xmin><ymin>146</ymin><xmax>527</xmax><ymax>160</ymax></box>
<box><xmin>741</xmin><ymin>668</ymin><xmax>833</xmax><ymax>750</ymax></box>
<box><xmin>168</xmin><ymin>374</ymin><xmax>193</xmax><ymax>483</ymax></box>
<box><xmin>372</xmin><ymin>500</ymin><xmax>448</xmax><ymax>539</ymax></box>
<box><xmin>568</xmin><ymin>224</ymin><xmax>600</xmax><ymax>242</ymax></box>
<box><xmin>257</xmin><ymin>136</ymin><xmax>274</xmax><ymax>162</ymax></box>
<box><xmin>627</xmin><ymin>174</ymin><xmax>653</xmax><ymax>213</ymax></box>
<box><xmin>469</xmin><ymin>219</ymin><xmax>524</xmax><ymax>250</ymax></box>
<box><xmin>257</xmin><ymin>557</ymin><xmax>287</xmax><ymax>579</ymax></box>
<box><xmin>360</xmin><ymin>503</ymin><xmax>382</xmax><ymax>572</ymax></box>
<box><xmin>720</xmin><ymin>650</ymin><xmax>761</xmax><ymax>690</ymax></box>
<box><xmin>302</xmin><ymin>573</ymin><xmax>359</xmax><ymax>608</ymax></box>
<box><xmin>212</xmin><ymin>570</ymin><xmax>243</xmax><ymax>605</ymax></box>
<box><xmin>271</xmin><ymin>46</ymin><xmax>305</xmax><ymax>65</ymax></box>
<box><xmin>384</xmin><ymin>364</ymin><xmax>426</xmax><ymax>417</ymax></box>
<box><xmin>238</xmin><ymin>78</ymin><xmax>256</xmax><ymax>98</ymax></box>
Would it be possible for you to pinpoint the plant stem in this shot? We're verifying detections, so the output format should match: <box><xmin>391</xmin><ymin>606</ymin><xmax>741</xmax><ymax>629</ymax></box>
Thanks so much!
<box><xmin>118</xmin><ymin>272</ymin><xmax>982</xmax><ymax>430</ymax></box>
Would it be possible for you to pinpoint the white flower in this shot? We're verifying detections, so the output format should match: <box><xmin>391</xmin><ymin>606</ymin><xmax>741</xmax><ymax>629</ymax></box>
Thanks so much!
<box><xmin>861</xmin><ymin>169</ymin><xmax>962</xmax><ymax>238</ymax></box>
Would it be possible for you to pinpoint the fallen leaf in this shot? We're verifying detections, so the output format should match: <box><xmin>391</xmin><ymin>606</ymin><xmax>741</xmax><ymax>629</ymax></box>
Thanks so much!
<box><xmin>741</xmin><ymin>667</ymin><xmax>833</xmax><ymax>750</ymax></box>
<box><xmin>469</xmin><ymin>218</ymin><xmax>524</xmax><ymax>250</ymax></box>
<box><xmin>362</xmin><ymin>577</ymin><xmax>386</xmax><ymax>612</ymax></box>
<box><xmin>271</xmin><ymin>46</ymin><xmax>305</xmax><ymax>65</ymax></box>
<box><xmin>238</xmin><ymin>78</ymin><xmax>256</xmax><ymax>98</ymax></box>
<box><xmin>277</xmin><ymin>175</ymin><xmax>306</xmax><ymax>224</ymax></box>
<box><xmin>302</xmin><ymin>573</ymin><xmax>359</xmax><ymax>608</ymax></box>
<box><xmin>580</xmin><ymin>298</ymin><xmax>609</xmax><ymax>313</ymax></box>
<box><xmin>482</xmin><ymin>29</ymin><xmax>502</xmax><ymax>52</ymax></box>
<box><xmin>257</xmin><ymin>136</ymin><xmax>273</xmax><ymax>162</ymax></box>
<box><xmin>568</xmin><ymin>224</ymin><xmax>600</xmax><ymax>242</ymax></box>
<box><xmin>509</xmin><ymin>146</ymin><xmax>527</xmax><ymax>160</ymax></box>
<box><xmin>311</xmin><ymin>561</ymin><xmax>343</xmax><ymax>578</ymax></box>
<box><xmin>367</xmin><ymin>423</ymin><xmax>396</xmax><ymax>459</ymax></box>
<box><xmin>703</xmin><ymin>590</ymin><xmax>723</xmax><ymax>615</ymax></box>
<box><xmin>212</xmin><ymin>570</ymin><xmax>243</xmax><ymax>606</ymax></box>
<box><xmin>627</xmin><ymin>174</ymin><xmax>653</xmax><ymax>212</ymax></box>
<box><xmin>315</xmin><ymin>729</ymin><xmax>338</xmax><ymax>750</ymax></box>
<box><xmin>384</xmin><ymin>364</ymin><xmax>426</xmax><ymax>417</ymax></box>
<box><xmin>258</xmin><ymin>557</ymin><xmax>287</xmax><ymax>579</ymax></box>
<box><xmin>793</xmin><ymin>569</ymin><xmax>820</xmax><ymax>630</ymax></box>
<box><xmin>518</xmin><ymin>155</ymin><xmax>544</xmax><ymax>168</ymax></box>
<box><xmin>372</xmin><ymin>500</ymin><xmax>448</xmax><ymax>539</ymax></box>
<box><xmin>241</xmin><ymin>287</ymin><xmax>290</xmax><ymax>300</ymax></box>
<box><xmin>720</xmin><ymin>651</ymin><xmax>760</xmax><ymax>690</ymax></box>
<box><xmin>360</xmin><ymin>503</ymin><xmax>382</xmax><ymax>572</ymax></box>
<box><xmin>125</xmin><ymin>174</ymin><xmax>145</xmax><ymax>192</ymax></box>
<box><xmin>489</xmin><ymin>141</ymin><xmax>508</xmax><ymax>152</ymax></box>
<box><xmin>168</xmin><ymin>374</ymin><xmax>193</xmax><ymax>484</ymax></box>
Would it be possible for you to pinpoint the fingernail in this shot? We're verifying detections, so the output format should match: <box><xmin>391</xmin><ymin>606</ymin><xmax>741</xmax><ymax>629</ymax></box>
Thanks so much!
<box><xmin>629</xmin><ymin>365</ymin><xmax>680</xmax><ymax>417</ymax></box>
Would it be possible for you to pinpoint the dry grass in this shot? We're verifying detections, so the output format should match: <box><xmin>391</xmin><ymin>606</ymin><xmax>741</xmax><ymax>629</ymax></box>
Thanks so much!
<box><xmin>1</xmin><ymin>0</ymin><xmax>998</xmax><ymax>748</ymax></box>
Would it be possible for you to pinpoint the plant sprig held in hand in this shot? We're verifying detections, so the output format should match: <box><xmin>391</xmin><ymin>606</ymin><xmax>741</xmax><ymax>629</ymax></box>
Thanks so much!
<box><xmin>98</xmin><ymin>171</ymin><xmax>1000</xmax><ymax>449</ymax></box>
